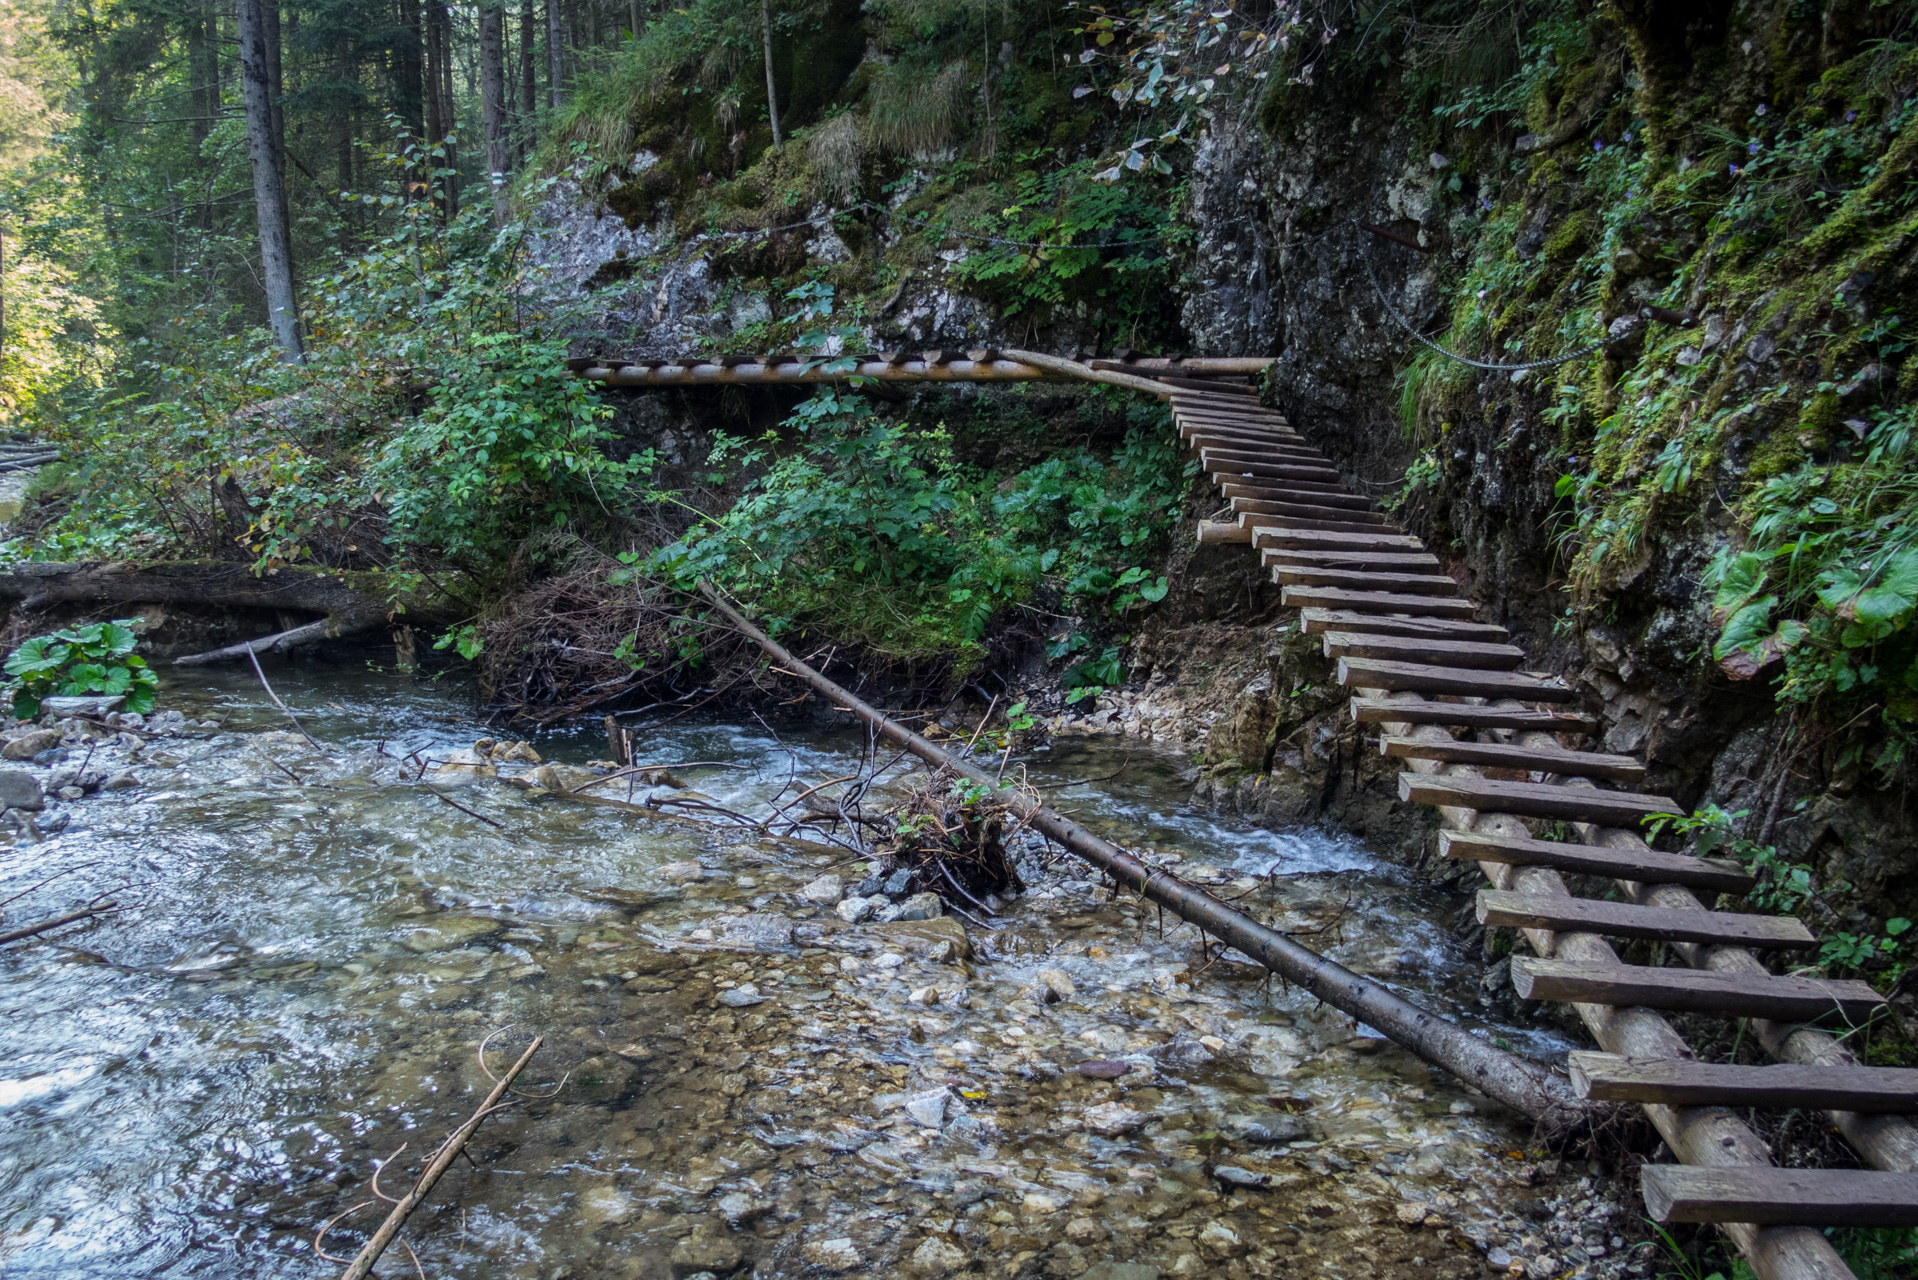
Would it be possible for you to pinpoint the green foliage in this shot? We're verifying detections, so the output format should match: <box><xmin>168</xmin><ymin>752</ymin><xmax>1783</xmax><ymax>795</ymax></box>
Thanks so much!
<box><xmin>3</xmin><ymin>620</ymin><xmax>157</xmax><ymax>718</ymax></box>
<box><xmin>649</xmin><ymin>388</ymin><xmax>1190</xmax><ymax>670</ymax></box>
<box><xmin>23</xmin><ymin>143</ymin><xmax>647</xmax><ymax>579</ymax></box>
<box><xmin>433</xmin><ymin>623</ymin><xmax>485</xmax><ymax>661</ymax></box>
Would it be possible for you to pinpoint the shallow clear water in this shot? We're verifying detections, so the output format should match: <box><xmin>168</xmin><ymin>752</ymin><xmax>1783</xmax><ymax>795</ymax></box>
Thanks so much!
<box><xmin>0</xmin><ymin>663</ymin><xmax>1580</xmax><ymax>1279</ymax></box>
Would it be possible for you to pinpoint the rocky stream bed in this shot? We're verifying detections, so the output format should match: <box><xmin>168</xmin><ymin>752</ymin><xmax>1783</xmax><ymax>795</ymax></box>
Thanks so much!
<box><xmin>0</xmin><ymin>665</ymin><xmax>1654</xmax><ymax>1279</ymax></box>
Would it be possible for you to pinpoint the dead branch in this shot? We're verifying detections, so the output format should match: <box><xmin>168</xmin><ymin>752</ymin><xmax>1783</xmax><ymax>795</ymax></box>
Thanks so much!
<box><xmin>0</xmin><ymin>900</ymin><xmax>118</xmax><ymax>945</ymax></box>
<box><xmin>333</xmin><ymin>1035</ymin><xmax>543</xmax><ymax>1280</ymax></box>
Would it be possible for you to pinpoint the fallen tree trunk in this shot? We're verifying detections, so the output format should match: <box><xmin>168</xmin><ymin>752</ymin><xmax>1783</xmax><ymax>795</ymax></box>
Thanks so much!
<box><xmin>0</xmin><ymin>561</ymin><xmax>458</xmax><ymax>663</ymax></box>
<box><xmin>698</xmin><ymin>583</ymin><xmax>1594</xmax><ymax>1127</ymax></box>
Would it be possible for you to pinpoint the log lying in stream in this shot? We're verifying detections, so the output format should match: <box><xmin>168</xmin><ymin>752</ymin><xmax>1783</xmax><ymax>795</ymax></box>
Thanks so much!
<box><xmin>696</xmin><ymin>583</ymin><xmax>1596</xmax><ymax>1128</ymax></box>
<box><xmin>0</xmin><ymin>561</ymin><xmax>458</xmax><ymax>664</ymax></box>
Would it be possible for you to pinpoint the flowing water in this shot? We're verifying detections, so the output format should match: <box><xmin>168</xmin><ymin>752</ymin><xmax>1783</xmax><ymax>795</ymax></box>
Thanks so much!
<box><xmin>0</xmin><ymin>664</ymin><xmax>1622</xmax><ymax>1280</ymax></box>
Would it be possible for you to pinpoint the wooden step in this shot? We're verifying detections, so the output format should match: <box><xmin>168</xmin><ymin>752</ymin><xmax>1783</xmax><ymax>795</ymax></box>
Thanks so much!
<box><xmin>1323</xmin><ymin>631</ymin><xmax>1521</xmax><ymax>670</ymax></box>
<box><xmin>1640</xmin><ymin>1165</ymin><xmax>1918</xmax><ymax>1228</ymax></box>
<box><xmin>1382</xmin><ymin>734</ymin><xmax>1642</xmax><ymax>780</ymax></box>
<box><xmin>1274</xmin><ymin>566</ymin><xmax>1461</xmax><ymax>596</ymax></box>
<box><xmin>1176</xmin><ymin>414</ymin><xmax>1298</xmax><ymax>437</ymax></box>
<box><xmin>1269</xmin><ymin>550</ymin><xmax>1442</xmax><ymax>570</ymax></box>
<box><xmin>1351</xmin><ymin>696</ymin><xmax>1595</xmax><ymax>733</ymax></box>
<box><xmin>1438</xmin><ymin>830</ymin><xmax>1755</xmax><ymax>893</ymax></box>
<box><xmin>1199</xmin><ymin>453</ymin><xmax>1342</xmax><ymax>482</ymax></box>
<box><xmin>1228</xmin><ymin>496</ymin><xmax>1390</xmax><ymax>525</ymax></box>
<box><xmin>1399</xmin><ymin>773</ymin><xmax>1679</xmax><ymax>823</ymax></box>
<box><xmin>1510</xmin><ymin>957</ymin><xmax>1885</xmax><ymax>1021</ymax></box>
<box><xmin>1187</xmin><ymin>433</ymin><xmax>1323</xmax><ymax>460</ymax></box>
<box><xmin>1477</xmin><ymin>890</ymin><xmax>1815</xmax><ymax>950</ymax></box>
<box><xmin>1339</xmin><ymin>657</ymin><xmax>1574</xmax><ymax>701</ymax></box>
<box><xmin>1260</xmin><ymin>531</ymin><xmax>1427</xmax><ymax>552</ymax></box>
<box><xmin>1197</xmin><ymin>443</ymin><xmax>1328</xmax><ymax>465</ymax></box>
<box><xmin>1282</xmin><ymin>586</ymin><xmax>1477</xmax><ymax>617</ymax></box>
<box><xmin>1301</xmin><ymin>608</ymin><xmax>1508</xmax><ymax>641</ymax></box>
<box><xmin>1243</xmin><ymin>512</ymin><xmax>1406</xmax><ymax>535</ymax></box>
<box><xmin>1568</xmin><ymin>1052</ymin><xmax>1918</xmax><ymax>1112</ymax></box>
<box><xmin>1170</xmin><ymin>394</ymin><xmax>1283</xmax><ymax>414</ymax></box>
<box><xmin>1159</xmin><ymin>375</ymin><xmax>1258</xmax><ymax>396</ymax></box>
<box><xmin>1233</xmin><ymin>489</ymin><xmax>1375</xmax><ymax>511</ymax></box>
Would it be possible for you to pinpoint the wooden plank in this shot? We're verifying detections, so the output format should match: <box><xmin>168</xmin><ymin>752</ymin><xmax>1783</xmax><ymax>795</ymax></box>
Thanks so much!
<box><xmin>1568</xmin><ymin>1052</ymin><xmax>1918</xmax><ymax>1112</ymax></box>
<box><xmin>1300</xmin><ymin>608</ymin><xmax>1508</xmax><ymax>640</ymax></box>
<box><xmin>1187</xmin><ymin>434</ymin><xmax>1324</xmax><ymax>460</ymax></box>
<box><xmin>1233</xmin><ymin>488</ymin><xmax>1374</xmax><ymax>510</ymax></box>
<box><xmin>1259</xmin><ymin>530</ymin><xmax>1426</xmax><ymax>552</ymax></box>
<box><xmin>1268</xmin><ymin>550</ymin><xmax>1442</xmax><ymax>570</ymax></box>
<box><xmin>1282</xmin><ymin>586</ymin><xmax>1478</xmax><ymax>617</ymax></box>
<box><xmin>1198</xmin><ymin>451</ymin><xmax>1342</xmax><ymax>481</ymax></box>
<box><xmin>1227</xmin><ymin>496</ymin><xmax>1389</xmax><ymax>525</ymax></box>
<box><xmin>1399</xmin><ymin>773</ymin><xmax>1678</xmax><ymax>822</ymax></box>
<box><xmin>1439</xmin><ymin>831</ymin><xmax>1755</xmax><ymax>892</ymax></box>
<box><xmin>1351</xmin><ymin>696</ymin><xmax>1595</xmax><ymax>733</ymax></box>
<box><xmin>1640</xmin><ymin>1165</ymin><xmax>1918</xmax><ymax>1228</ymax></box>
<box><xmin>1273</xmin><ymin>566</ymin><xmax>1461</xmax><ymax>596</ymax></box>
<box><xmin>1170</xmin><ymin>394</ymin><xmax>1285</xmax><ymax>415</ymax></box>
<box><xmin>1244</xmin><ymin>513</ymin><xmax>1406</xmax><ymax>535</ymax></box>
<box><xmin>1510</xmin><ymin>957</ymin><xmax>1885</xmax><ymax>1021</ymax></box>
<box><xmin>1322</xmin><ymin>630</ymin><xmax>1518</xmax><ymax>669</ymax></box>
<box><xmin>1340</xmin><ymin>657</ymin><xmax>1574</xmax><ymax>701</ymax></box>
<box><xmin>1175</xmin><ymin>412</ymin><xmax>1298</xmax><ymax>434</ymax></box>
<box><xmin>1159</xmin><ymin>374</ymin><xmax>1258</xmax><ymax>396</ymax></box>
<box><xmin>1382</xmin><ymin>734</ymin><xmax>1642</xmax><ymax>780</ymax></box>
<box><xmin>1477</xmin><ymin>889</ymin><xmax>1815</xmax><ymax>950</ymax></box>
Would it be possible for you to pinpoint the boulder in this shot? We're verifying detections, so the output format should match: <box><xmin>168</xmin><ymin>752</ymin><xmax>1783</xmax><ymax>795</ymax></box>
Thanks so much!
<box><xmin>2</xmin><ymin>729</ymin><xmax>61</xmax><ymax>761</ymax></box>
<box><xmin>401</xmin><ymin>916</ymin><xmax>502</xmax><ymax>953</ymax></box>
<box><xmin>897</xmin><ymin>891</ymin><xmax>943</xmax><ymax>920</ymax></box>
<box><xmin>869</xmin><ymin>916</ymin><xmax>971</xmax><ymax>963</ymax></box>
<box><xmin>0</xmin><ymin>769</ymin><xmax>44</xmax><ymax>812</ymax></box>
<box><xmin>798</xmin><ymin>874</ymin><xmax>844</xmax><ymax>905</ymax></box>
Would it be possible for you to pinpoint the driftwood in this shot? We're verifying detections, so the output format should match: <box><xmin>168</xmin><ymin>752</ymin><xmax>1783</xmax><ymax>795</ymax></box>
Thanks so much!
<box><xmin>0</xmin><ymin>561</ymin><xmax>457</xmax><ymax>664</ymax></box>
<box><xmin>0</xmin><ymin>900</ymin><xmax>117</xmax><ymax>945</ymax></box>
<box><xmin>697</xmin><ymin>583</ymin><xmax>1595</xmax><ymax>1127</ymax></box>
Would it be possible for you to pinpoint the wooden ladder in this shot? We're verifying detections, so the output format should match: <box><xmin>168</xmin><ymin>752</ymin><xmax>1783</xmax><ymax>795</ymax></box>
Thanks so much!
<box><xmin>1175</xmin><ymin>387</ymin><xmax>1918</xmax><ymax>1280</ymax></box>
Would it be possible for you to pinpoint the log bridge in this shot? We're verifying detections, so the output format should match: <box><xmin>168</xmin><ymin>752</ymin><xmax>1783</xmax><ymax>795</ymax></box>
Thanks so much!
<box><xmin>602</xmin><ymin>347</ymin><xmax>1918</xmax><ymax>1275</ymax></box>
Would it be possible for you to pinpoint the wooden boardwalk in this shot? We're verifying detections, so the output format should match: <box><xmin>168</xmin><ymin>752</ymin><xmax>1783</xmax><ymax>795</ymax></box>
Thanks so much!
<box><xmin>1168</xmin><ymin>380</ymin><xmax>1918</xmax><ymax>1280</ymax></box>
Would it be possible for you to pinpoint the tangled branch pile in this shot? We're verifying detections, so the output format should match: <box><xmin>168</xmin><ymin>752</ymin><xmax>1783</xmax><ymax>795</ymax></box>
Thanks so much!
<box><xmin>869</xmin><ymin>768</ymin><xmax>1028</xmax><ymax>915</ymax></box>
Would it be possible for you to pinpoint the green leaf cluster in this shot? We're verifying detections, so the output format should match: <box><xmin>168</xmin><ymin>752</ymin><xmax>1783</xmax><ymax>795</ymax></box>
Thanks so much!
<box><xmin>2</xmin><ymin>620</ymin><xmax>157</xmax><ymax>719</ymax></box>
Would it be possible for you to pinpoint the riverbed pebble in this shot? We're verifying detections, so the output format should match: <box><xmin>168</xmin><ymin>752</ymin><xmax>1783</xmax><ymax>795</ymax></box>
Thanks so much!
<box><xmin>0</xmin><ymin>769</ymin><xmax>44</xmax><ymax>811</ymax></box>
<box><xmin>802</xmin><ymin>1238</ymin><xmax>862</xmax><ymax>1271</ymax></box>
<box><xmin>798</xmin><ymin>873</ymin><xmax>844</xmax><ymax>905</ymax></box>
<box><xmin>835</xmin><ymin>895</ymin><xmax>874</xmax><ymax>923</ymax></box>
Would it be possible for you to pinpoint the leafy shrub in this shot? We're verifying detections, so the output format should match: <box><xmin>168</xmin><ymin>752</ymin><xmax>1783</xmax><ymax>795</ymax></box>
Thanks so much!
<box><xmin>3</xmin><ymin>620</ymin><xmax>158</xmax><ymax>718</ymax></box>
<box><xmin>648</xmin><ymin>389</ymin><xmax>1189</xmax><ymax>670</ymax></box>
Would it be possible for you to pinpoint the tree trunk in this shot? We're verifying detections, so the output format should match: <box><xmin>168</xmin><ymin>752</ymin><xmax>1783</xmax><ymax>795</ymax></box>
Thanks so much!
<box><xmin>427</xmin><ymin>0</ymin><xmax>458</xmax><ymax>216</ymax></box>
<box><xmin>519</xmin><ymin>0</ymin><xmax>537</xmax><ymax>150</ymax></box>
<box><xmin>759</xmin><ymin>0</ymin><xmax>780</xmax><ymax>146</ymax></box>
<box><xmin>628</xmin><ymin>0</ymin><xmax>641</xmax><ymax>39</ymax></box>
<box><xmin>545</xmin><ymin>0</ymin><xmax>563</xmax><ymax>108</ymax></box>
<box><xmin>236</xmin><ymin>0</ymin><xmax>302</xmax><ymax>361</ymax></box>
<box><xmin>480</xmin><ymin>1</ymin><xmax>509</xmax><ymax>224</ymax></box>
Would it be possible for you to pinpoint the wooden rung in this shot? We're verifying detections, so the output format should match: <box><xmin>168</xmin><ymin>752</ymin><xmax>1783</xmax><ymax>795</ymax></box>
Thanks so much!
<box><xmin>1640</xmin><ymin>1165</ymin><xmax>1918</xmax><ymax>1228</ymax></box>
<box><xmin>1233</xmin><ymin>489</ymin><xmax>1375</xmax><ymax>511</ymax></box>
<box><xmin>1262</xmin><ymin>531</ymin><xmax>1427</xmax><ymax>552</ymax></box>
<box><xmin>1246</xmin><ymin>513</ymin><xmax>1405</xmax><ymax>535</ymax></box>
<box><xmin>1196</xmin><ymin>519</ymin><xmax>1253</xmax><ymax>544</ymax></box>
<box><xmin>1302</xmin><ymin>609</ymin><xmax>1507</xmax><ymax>640</ymax></box>
<box><xmin>1568</xmin><ymin>1052</ymin><xmax>1918</xmax><ymax>1112</ymax></box>
<box><xmin>1187</xmin><ymin>433</ymin><xmax>1321</xmax><ymax>459</ymax></box>
<box><xmin>1339</xmin><ymin>657</ymin><xmax>1574</xmax><ymax>701</ymax></box>
<box><xmin>1158</xmin><ymin>374</ymin><xmax>1258</xmax><ymax>395</ymax></box>
<box><xmin>1283</xmin><ymin>587</ymin><xmax>1478</xmax><ymax>617</ymax></box>
<box><xmin>1382</xmin><ymin>734</ymin><xmax>1641</xmax><ymax>779</ymax></box>
<box><xmin>1197</xmin><ymin>443</ymin><xmax>1326</xmax><ymax>464</ymax></box>
<box><xmin>1199</xmin><ymin>454</ymin><xmax>1341</xmax><ymax>482</ymax></box>
<box><xmin>1438</xmin><ymin>830</ymin><xmax>1754</xmax><ymax>892</ymax></box>
<box><xmin>1400</xmin><ymin>773</ymin><xmax>1679</xmax><ymax>823</ymax></box>
<box><xmin>1228</xmin><ymin>497</ymin><xmax>1388</xmax><ymax>525</ymax></box>
<box><xmin>1325</xmin><ymin>631</ymin><xmax>1521</xmax><ymax>670</ymax></box>
<box><xmin>1352</xmin><ymin>696</ymin><xmax>1593</xmax><ymax>732</ymax></box>
<box><xmin>1269</xmin><ymin>550</ymin><xmax>1442</xmax><ymax>570</ymax></box>
<box><xmin>1477</xmin><ymin>889</ymin><xmax>1815</xmax><ymax>950</ymax></box>
<box><xmin>1169</xmin><ymin>393</ymin><xmax>1280</xmax><ymax>412</ymax></box>
<box><xmin>1175</xmin><ymin>413</ymin><xmax>1296</xmax><ymax>434</ymax></box>
<box><xmin>1275</xmin><ymin>567</ymin><xmax>1460</xmax><ymax>596</ymax></box>
<box><xmin>1510</xmin><ymin>957</ymin><xmax>1884</xmax><ymax>1020</ymax></box>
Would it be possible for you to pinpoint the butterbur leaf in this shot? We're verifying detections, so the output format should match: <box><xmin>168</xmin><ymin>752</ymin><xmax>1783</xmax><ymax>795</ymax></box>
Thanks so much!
<box><xmin>1140</xmin><ymin>575</ymin><xmax>1170</xmax><ymax>603</ymax></box>
<box><xmin>1713</xmin><ymin>596</ymin><xmax>1777</xmax><ymax>659</ymax></box>
<box><xmin>1711</xmin><ymin>550</ymin><xmax>1769</xmax><ymax>621</ymax></box>
<box><xmin>101</xmin><ymin>622</ymin><xmax>139</xmax><ymax>657</ymax></box>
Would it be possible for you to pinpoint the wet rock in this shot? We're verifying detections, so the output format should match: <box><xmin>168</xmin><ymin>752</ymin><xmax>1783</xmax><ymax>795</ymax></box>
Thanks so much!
<box><xmin>1082</xmin><ymin>1103</ymin><xmax>1147</xmax><ymax>1137</ymax></box>
<box><xmin>0</xmin><ymin>770</ymin><xmax>43</xmax><ymax>812</ymax></box>
<box><xmin>1213</xmin><ymin>1166</ymin><xmax>1268</xmax><ymax>1189</ymax></box>
<box><xmin>870</xmin><ymin>916</ymin><xmax>971</xmax><ymax>963</ymax></box>
<box><xmin>897</xmin><ymin>891</ymin><xmax>943</xmax><ymax>920</ymax></box>
<box><xmin>670</xmin><ymin>1234</ymin><xmax>743</xmax><ymax>1277</ymax></box>
<box><xmin>904</xmin><ymin>1086</ymin><xmax>950</xmax><ymax>1127</ymax></box>
<box><xmin>852</xmin><ymin>872</ymin><xmax>885</xmax><ymax>897</ymax></box>
<box><xmin>579</xmin><ymin>1184</ymin><xmax>635</xmax><ymax>1225</ymax></box>
<box><xmin>716</xmin><ymin>1191</ymin><xmax>768</xmax><ymax>1222</ymax></box>
<box><xmin>1021</xmin><ymin>1190</ymin><xmax>1063</xmax><ymax>1214</ymax></box>
<box><xmin>1198</xmin><ymin>1220</ymin><xmax>1244</xmax><ymax>1259</ymax></box>
<box><xmin>835</xmin><ymin>895</ymin><xmax>875</xmax><ymax>923</ymax></box>
<box><xmin>802</xmin><ymin>1238</ymin><xmax>862</xmax><ymax>1272</ymax></box>
<box><xmin>1084</xmin><ymin>1266</ymin><xmax>1161</xmax><ymax>1280</ymax></box>
<box><xmin>1034</xmin><ymin>968</ymin><xmax>1075</xmax><ymax>1001</ymax></box>
<box><xmin>2</xmin><ymin>730</ymin><xmax>61</xmax><ymax>761</ymax></box>
<box><xmin>41</xmin><ymin>695</ymin><xmax>123</xmax><ymax>717</ymax></box>
<box><xmin>1076</xmin><ymin>1059</ymin><xmax>1132</xmax><ymax>1080</ymax></box>
<box><xmin>717</xmin><ymin>984</ymin><xmax>769</xmax><ymax>1007</ymax></box>
<box><xmin>1526</xmin><ymin>1256</ymin><xmax>1558</xmax><ymax>1280</ymax></box>
<box><xmin>798</xmin><ymin>874</ymin><xmax>844</xmax><ymax>905</ymax></box>
<box><xmin>907</xmin><ymin>1237</ymin><xmax>967</xmax><ymax>1276</ymax></box>
<box><xmin>100</xmin><ymin>772</ymin><xmax>139</xmax><ymax>792</ymax></box>
<box><xmin>402</xmin><ymin>916</ymin><xmax>502</xmax><ymax>952</ymax></box>
<box><xmin>1396</xmin><ymin>1201</ymin><xmax>1430</xmax><ymax>1226</ymax></box>
<box><xmin>720</xmin><ymin>912</ymin><xmax>792</xmax><ymax>949</ymax></box>
<box><xmin>659</xmin><ymin>860</ymin><xmax>706</xmax><ymax>883</ymax></box>
<box><xmin>57</xmin><ymin>786</ymin><xmax>83</xmax><ymax>801</ymax></box>
<box><xmin>870</xmin><ymin>901</ymin><xmax>904</xmax><ymax>924</ymax></box>
<box><xmin>881</xmin><ymin>867</ymin><xmax>913</xmax><ymax>897</ymax></box>
<box><xmin>1065</xmin><ymin>1216</ymin><xmax>1105</xmax><ymax>1244</ymax></box>
<box><xmin>1227</xmin><ymin>1112</ymin><xmax>1316</xmax><ymax>1145</ymax></box>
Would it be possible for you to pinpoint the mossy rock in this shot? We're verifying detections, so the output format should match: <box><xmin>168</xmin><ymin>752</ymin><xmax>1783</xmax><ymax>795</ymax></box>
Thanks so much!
<box><xmin>1543</xmin><ymin>209</ymin><xmax>1594</xmax><ymax>262</ymax></box>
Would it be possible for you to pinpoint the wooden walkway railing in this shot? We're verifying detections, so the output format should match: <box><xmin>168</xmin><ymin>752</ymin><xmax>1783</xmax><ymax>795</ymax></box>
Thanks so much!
<box><xmin>1170</xmin><ymin>381</ymin><xmax>1918</xmax><ymax>1280</ymax></box>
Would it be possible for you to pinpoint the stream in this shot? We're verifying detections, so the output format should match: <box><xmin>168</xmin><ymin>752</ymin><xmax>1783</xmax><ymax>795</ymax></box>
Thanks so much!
<box><xmin>0</xmin><ymin>664</ymin><xmax>1642</xmax><ymax>1280</ymax></box>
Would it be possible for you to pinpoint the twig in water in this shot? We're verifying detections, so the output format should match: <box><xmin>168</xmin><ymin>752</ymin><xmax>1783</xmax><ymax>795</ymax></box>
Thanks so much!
<box><xmin>264</xmin><ymin>755</ymin><xmax>305</xmax><ymax>786</ymax></box>
<box><xmin>419</xmin><ymin>784</ymin><xmax>505</xmax><ymax>830</ymax></box>
<box><xmin>332</xmin><ymin>1034</ymin><xmax>544</xmax><ymax>1280</ymax></box>
<box><xmin>0</xmin><ymin>899</ymin><xmax>118</xmax><ymax>946</ymax></box>
<box><xmin>246</xmin><ymin>648</ymin><xmax>322</xmax><ymax>750</ymax></box>
<box><xmin>0</xmin><ymin>861</ymin><xmax>102</xmax><ymax>910</ymax></box>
